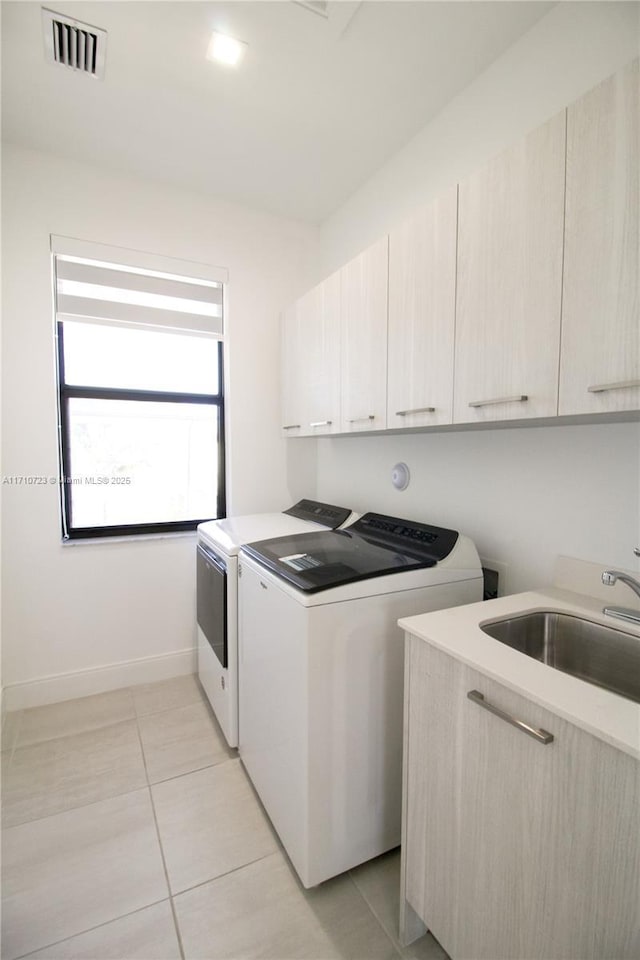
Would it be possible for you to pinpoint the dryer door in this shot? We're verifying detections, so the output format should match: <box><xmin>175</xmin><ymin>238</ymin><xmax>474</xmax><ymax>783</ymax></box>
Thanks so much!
<box><xmin>197</xmin><ymin>543</ymin><xmax>227</xmax><ymax>668</ymax></box>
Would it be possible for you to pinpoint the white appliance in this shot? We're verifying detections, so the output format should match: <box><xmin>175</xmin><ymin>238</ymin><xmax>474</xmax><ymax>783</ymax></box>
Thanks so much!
<box><xmin>238</xmin><ymin>513</ymin><xmax>483</xmax><ymax>887</ymax></box>
<box><xmin>196</xmin><ymin>500</ymin><xmax>353</xmax><ymax>747</ymax></box>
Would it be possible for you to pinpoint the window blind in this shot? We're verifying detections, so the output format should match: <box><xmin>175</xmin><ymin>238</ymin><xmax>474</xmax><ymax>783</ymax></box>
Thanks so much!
<box><xmin>51</xmin><ymin>236</ymin><xmax>226</xmax><ymax>337</ymax></box>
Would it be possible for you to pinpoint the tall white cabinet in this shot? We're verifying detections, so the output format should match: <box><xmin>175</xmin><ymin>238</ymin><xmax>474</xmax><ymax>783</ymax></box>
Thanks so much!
<box><xmin>454</xmin><ymin>111</ymin><xmax>566</xmax><ymax>424</ymax></box>
<box><xmin>340</xmin><ymin>236</ymin><xmax>389</xmax><ymax>433</ymax></box>
<box><xmin>387</xmin><ymin>187</ymin><xmax>457</xmax><ymax>429</ymax></box>
<box><xmin>560</xmin><ymin>58</ymin><xmax>640</xmax><ymax>415</ymax></box>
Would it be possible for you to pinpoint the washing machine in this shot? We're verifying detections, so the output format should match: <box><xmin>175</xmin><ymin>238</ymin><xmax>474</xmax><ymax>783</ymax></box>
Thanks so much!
<box><xmin>238</xmin><ymin>512</ymin><xmax>483</xmax><ymax>886</ymax></box>
<box><xmin>196</xmin><ymin>499</ymin><xmax>353</xmax><ymax>747</ymax></box>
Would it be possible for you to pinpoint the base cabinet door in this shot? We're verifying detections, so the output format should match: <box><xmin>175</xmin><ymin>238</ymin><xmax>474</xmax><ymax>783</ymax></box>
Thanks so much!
<box><xmin>403</xmin><ymin>637</ymin><xmax>640</xmax><ymax>960</ymax></box>
<box><xmin>560</xmin><ymin>58</ymin><xmax>640</xmax><ymax>415</ymax></box>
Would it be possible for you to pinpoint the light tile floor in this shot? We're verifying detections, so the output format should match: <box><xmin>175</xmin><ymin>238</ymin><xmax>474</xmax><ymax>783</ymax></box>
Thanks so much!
<box><xmin>1</xmin><ymin>676</ymin><xmax>448</xmax><ymax>960</ymax></box>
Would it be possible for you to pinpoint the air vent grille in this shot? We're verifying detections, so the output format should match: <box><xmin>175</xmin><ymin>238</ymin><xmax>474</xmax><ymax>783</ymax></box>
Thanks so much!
<box><xmin>294</xmin><ymin>2</ymin><xmax>329</xmax><ymax>19</ymax></box>
<box><xmin>42</xmin><ymin>8</ymin><xmax>106</xmax><ymax>79</ymax></box>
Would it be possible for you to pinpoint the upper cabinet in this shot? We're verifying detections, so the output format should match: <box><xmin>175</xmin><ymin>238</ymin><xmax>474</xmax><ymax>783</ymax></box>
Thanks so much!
<box><xmin>305</xmin><ymin>271</ymin><xmax>341</xmax><ymax>434</ymax></box>
<box><xmin>560</xmin><ymin>58</ymin><xmax>639</xmax><ymax>415</ymax></box>
<box><xmin>340</xmin><ymin>236</ymin><xmax>389</xmax><ymax>433</ymax></box>
<box><xmin>454</xmin><ymin>112</ymin><xmax>566</xmax><ymax>424</ymax></box>
<box><xmin>281</xmin><ymin>271</ymin><xmax>341</xmax><ymax>437</ymax></box>
<box><xmin>387</xmin><ymin>187</ymin><xmax>457</xmax><ymax>429</ymax></box>
<box><xmin>281</xmin><ymin>61</ymin><xmax>639</xmax><ymax>438</ymax></box>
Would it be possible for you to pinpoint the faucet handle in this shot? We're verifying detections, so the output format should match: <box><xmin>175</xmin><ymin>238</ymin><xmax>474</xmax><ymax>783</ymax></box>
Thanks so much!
<box><xmin>634</xmin><ymin>547</ymin><xmax>640</xmax><ymax>557</ymax></box>
<box><xmin>602</xmin><ymin>571</ymin><xmax>617</xmax><ymax>586</ymax></box>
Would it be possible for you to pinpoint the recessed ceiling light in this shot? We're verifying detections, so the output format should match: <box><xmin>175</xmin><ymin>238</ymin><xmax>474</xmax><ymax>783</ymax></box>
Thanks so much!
<box><xmin>206</xmin><ymin>31</ymin><xmax>247</xmax><ymax>67</ymax></box>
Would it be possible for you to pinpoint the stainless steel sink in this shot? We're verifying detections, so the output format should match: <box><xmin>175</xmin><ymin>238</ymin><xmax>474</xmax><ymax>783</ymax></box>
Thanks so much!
<box><xmin>480</xmin><ymin>612</ymin><xmax>640</xmax><ymax>704</ymax></box>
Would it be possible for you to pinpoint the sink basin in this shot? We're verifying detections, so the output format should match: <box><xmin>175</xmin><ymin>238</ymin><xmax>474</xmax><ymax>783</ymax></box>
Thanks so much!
<box><xmin>480</xmin><ymin>612</ymin><xmax>640</xmax><ymax>704</ymax></box>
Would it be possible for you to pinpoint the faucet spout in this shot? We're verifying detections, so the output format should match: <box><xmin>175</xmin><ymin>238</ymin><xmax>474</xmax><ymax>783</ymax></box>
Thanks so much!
<box><xmin>601</xmin><ymin>570</ymin><xmax>640</xmax><ymax>599</ymax></box>
<box><xmin>601</xmin><ymin>569</ymin><xmax>640</xmax><ymax>626</ymax></box>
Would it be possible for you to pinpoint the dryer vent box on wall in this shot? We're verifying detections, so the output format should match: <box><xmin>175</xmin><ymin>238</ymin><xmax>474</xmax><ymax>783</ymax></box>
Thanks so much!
<box><xmin>42</xmin><ymin>7</ymin><xmax>107</xmax><ymax>79</ymax></box>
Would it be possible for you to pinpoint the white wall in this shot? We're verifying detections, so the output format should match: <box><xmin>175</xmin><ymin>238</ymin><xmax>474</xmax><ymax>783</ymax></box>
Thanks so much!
<box><xmin>1</xmin><ymin>144</ymin><xmax>319</xmax><ymax>706</ymax></box>
<box><xmin>316</xmin><ymin>423</ymin><xmax>639</xmax><ymax>596</ymax></box>
<box><xmin>313</xmin><ymin>1</ymin><xmax>640</xmax><ymax>594</ymax></box>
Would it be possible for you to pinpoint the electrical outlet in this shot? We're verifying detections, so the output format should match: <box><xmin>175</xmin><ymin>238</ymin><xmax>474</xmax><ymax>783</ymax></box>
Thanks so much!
<box><xmin>479</xmin><ymin>558</ymin><xmax>509</xmax><ymax>599</ymax></box>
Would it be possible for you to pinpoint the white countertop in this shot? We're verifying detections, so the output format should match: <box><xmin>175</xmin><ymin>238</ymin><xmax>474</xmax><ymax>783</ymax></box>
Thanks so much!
<box><xmin>399</xmin><ymin>584</ymin><xmax>640</xmax><ymax>760</ymax></box>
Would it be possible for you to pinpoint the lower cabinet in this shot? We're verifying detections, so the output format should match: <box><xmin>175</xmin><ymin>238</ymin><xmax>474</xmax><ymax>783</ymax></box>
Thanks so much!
<box><xmin>401</xmin><ymin>636</ymin><xmax>640</xmax><ymax>960</ymax></box>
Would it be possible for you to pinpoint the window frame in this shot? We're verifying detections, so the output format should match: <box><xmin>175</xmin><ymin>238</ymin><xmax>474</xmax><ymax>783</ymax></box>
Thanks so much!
<box><xmin>56</xmin><ymin>321</ymin><xmax>226</xmax><ymax>540</ymax></box>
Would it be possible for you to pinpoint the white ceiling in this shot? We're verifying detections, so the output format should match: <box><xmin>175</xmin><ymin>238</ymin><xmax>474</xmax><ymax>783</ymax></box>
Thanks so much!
<box><xmin>1</xmin><ymin>1</ymin><xmax>554</xmax><ymax>223</ymax></box>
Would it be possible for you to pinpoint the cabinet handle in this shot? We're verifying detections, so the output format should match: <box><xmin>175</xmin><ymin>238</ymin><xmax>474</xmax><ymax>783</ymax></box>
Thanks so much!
<box><xmin>309</xmin><ymin>420</ymin><xmax>332</xmax><ymax>427</ymax></box>
<box><xmin>347</xmin><ymin>415</ymin><xmax>375</xmax><ymax>423</ymax></box>
<box><xmin>467</xmin><ymin>690</ymin><xmax>554</xmax><ymax>745</ymax></box>
<box><xmin>468</xmin><ymin>395</ymin><xmax>528</xmax><ymax>408</ymax></box>
<box><xmin>587</xmin><ymin>380</ymin><xmax>640</xmax><ymax>393</ymax></box>
<box><xmin>282</xmin><ymin>424</ymin><xmax>301</xmax><ymax>430</ymax></box>
<box><xmin>396</xmin><ymin>406</ymin><xmax>436</xmax><ymax>416</ymax></box>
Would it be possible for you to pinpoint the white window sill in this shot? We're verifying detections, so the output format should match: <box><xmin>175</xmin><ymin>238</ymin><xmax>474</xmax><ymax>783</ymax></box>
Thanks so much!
<box><xmin>61</xmin><ymin>531</ymin><xmax>198</xmax><ymax>546</ymax></box>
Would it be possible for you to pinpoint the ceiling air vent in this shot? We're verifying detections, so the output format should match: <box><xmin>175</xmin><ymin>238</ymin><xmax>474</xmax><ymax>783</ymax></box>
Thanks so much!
<box><xmin>294</xmin><ymin>2</ymin><xmax>329</xmax><ymax>18</ymax></box>
<box><xmin>42</xmin><ymin>7</ymin><xmax>107</xmax><ymax>79</ymax></box>
<box><xmin>292</xmin><ymin>2</ymin><xmax>361</xmax><ymax>36</ymax></box>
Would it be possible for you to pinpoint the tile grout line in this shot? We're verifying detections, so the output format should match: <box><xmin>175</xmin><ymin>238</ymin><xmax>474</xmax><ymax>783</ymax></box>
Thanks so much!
<box><xmin>9</xmin><ymin>710</ymin><xmax>24</xmax><ymax>765</ymax></box>
<box><xmin>1</xmin><ymin>718</ymin><xmax>149</xmax><ymax>831</ymax></box>
<box><xmin>133</xmin><ymin>694</ymin><xmax>205</xmax><ymax>722</ymax></box>
<box><xmin>147</xmin><ymin>754</ymin><xmax>231</xmax><ymax>789</ymax></box>
<box><xmin>3</xmin><ymin>686</ymin><xmax>226</xmax><ymax>831</ymax></box>
<box><xmin>1</xmin><ymin>711</ymin><xmax>22</xmax><ymax>775</ymax></box>
<box><xmin>171</xmin><ymin>849</ymin><xmax>281</xmax><ymax>900</ymax></box>
<box><xmin>345</xmin><ymin>869</ymin><xmax>406</xmax><ymax>959</ymax></box>
<box><xmin>10</xmin><ymin>685</ymin><xmax>138</xmax><ymax>750</ymax></box>
<box><xmin>3</xmin><ymin>680</ymin><xmax>212</xmax><ymax>830</ymax></box>
<box><xmin>11</xmin><ymin>897</ymin><xmax>173</xmax><ymax>960</ymax></box>
<box><xmin>134</xmin><ymin>709</ymin><xmax>187</xmax><ymax>960</ymax></box>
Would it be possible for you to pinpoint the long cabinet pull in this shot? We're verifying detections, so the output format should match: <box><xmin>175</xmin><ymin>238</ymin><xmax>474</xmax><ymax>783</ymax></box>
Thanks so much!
<box><xmin>282</xmin><ymin>424</ymin><xmax>301</xmax><ymax>430</ymax></box>
<box><xmin>309</xmin><ymin>420</ymin><xmax>332</xmax><ymax>427</ymax></box>
<box><xmin>587</xmin><ymin>379</ymin><xmax>640</xmax><ymax>393</ymax></box>
<box><xmin>468</xmin><ymin>395</ymin><xmax>528</xmax><ymax>408</ymax></box>
<box><xmin>396</xmin><ymin>406</ymin><xmax>436</xmax><ymax>416</ymax></box>
<box><xmin>347</xmin><ymin>415</ymin><xmax>375</xmax><ymax>423</ymax></box>
<box><xmin>467</xmin><ymin>690</ymin><xmax>554</xmax><ymax>745</ymax></box>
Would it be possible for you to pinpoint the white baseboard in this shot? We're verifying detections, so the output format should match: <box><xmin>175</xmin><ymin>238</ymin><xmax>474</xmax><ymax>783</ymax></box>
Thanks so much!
<box><xmin>2</xmin><ymin>647</ymin><xmax>197</xmax><ymax>711</ymax></box>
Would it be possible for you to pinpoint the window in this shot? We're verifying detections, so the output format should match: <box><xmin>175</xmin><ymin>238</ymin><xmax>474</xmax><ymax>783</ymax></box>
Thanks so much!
<box><xmin>53</xmin><ymin>237</ymin><xmax>226</xmax><ymax>539</ymax></box>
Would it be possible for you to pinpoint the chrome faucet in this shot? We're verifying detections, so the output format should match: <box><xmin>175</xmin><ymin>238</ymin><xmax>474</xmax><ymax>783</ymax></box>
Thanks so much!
<box><xmin>602</xmin><ymin>562</ymin><xmax>640</xmax><ymax>626</ymax></box>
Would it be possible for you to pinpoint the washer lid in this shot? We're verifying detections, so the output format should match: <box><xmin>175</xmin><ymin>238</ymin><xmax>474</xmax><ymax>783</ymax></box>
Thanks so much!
<box><xmin>197</xmin><ymin>500</ymin><xmax>353</xmax><ymax>556</ymax></box>
<box><xmin>242</xmin><ymin>513</ymin><xmax>459</xmax><ymax>593</ymax></box>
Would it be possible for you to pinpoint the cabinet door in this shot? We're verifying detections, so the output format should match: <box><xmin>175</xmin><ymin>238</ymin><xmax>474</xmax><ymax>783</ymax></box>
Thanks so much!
<box><xmin>403</xmin><ymin>637</ymin><xmax>640</xmax><ymax>960</ymax></box>
<box><xmin>303</xmin><ymin>271</ymin><xmax>341</xmax><ymax>435</ymax></box>
<box><xmin>340</xmin><ymin>236</ymin><xmax>388</xmax><ymax>432</ymax></box>
<box><xmin>560</xmin><ymin>59</ymin><xmax>639</xmax><ymax>415</ymax></box>
<box><xmin>281</xmin><ymin>300</ymin><xmax>306</xmax><ymax>437</ymax></box>
<box><xmin>387</xmin><ymin>188</ymin><xmax>457</xmax><ymax>428</ymax></box>
<box><xmin>454</xmin><ymin>112</ymin><xmax>566</xmax><ymax>423</ymax></box>
<box><xmin>402</xmin><ymin>637</ymin><xmax>461</xmax><ymax>954</ymax></box>
<box><xmin>281</xmin><ymin>273</ymin><xmax>341</xmax><ymax>437</ymax></box>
